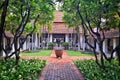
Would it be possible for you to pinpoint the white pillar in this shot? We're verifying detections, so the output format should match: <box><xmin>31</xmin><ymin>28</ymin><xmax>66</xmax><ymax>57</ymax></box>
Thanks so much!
<box><xmin>28</xmin><ymin>38</ymin><xmax>31</xmax><ymax>51</ymax></box>
<box><xmin>35</xmin><ymin>33</ymin><xmax>38</xmax><ymax>48</ymax></box>
<box><xmin>26</xmin><ymin>38</ymin><xmax>28</xmax><ymax>49</ymax></box>
<box><xmin>96</xmin><ymin>42</ymin><xmax>99</xmax><ymax>52</ymax></box>
<box><xmin>50</xmin><ymin>34</ymin><xmax>52</xmax><ymax>42</ymax></box>
<box><xmin>23</xmin><ymin>41</ymin><xmax>27</xmax><ymax>50</ymax></box>
<box><xmin>103</xmin><ymin>39</ymin><xmax>108</xmax><ymax>54</ymax></box>
<box><xmin>80</xmin><ymin>35</ymin><xmax>83</xmax><ymax>48</ymax></box>
<box><xmin>12</xmin><ymin>44</ymin><xmax>15</xmax><ymax>53</ymax></box>
<box><xmin>38</xmin><ymin>34</ymin><xmax>40</xmax><ymax>48</ymax></box>
<box><xmin>2</xmin><ymin>38</ymin><xmax>6</xmax><ymax>57</ymax></box>
<box><xmin>82</xmin><ymin>36</ymin><xmax>86</xmax><ymax>51</ymax></box>
<box><xmin>17</xmin><ymin>39</ymin><xmax>20</xmax><ymax>49</ymax></box>
<box><xmin>113</xmin><ymin>38</ymin><xmax>117</xmax><ymax>57</ymax></box>
<box><xmin>65</xmin><ymin>34</ymin><xmax>69</xmax><ymax>42</ymax></box>
<box><xmin>32</xmin><ymin>34</ymin><xmax>34</xmax><ymax>50</ymax></box>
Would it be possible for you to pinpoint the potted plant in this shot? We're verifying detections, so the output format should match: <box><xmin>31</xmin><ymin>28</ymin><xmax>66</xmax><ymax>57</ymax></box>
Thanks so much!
<box><xmin>62</xmin><ymin>42</ymin><xmax>69</xmax><ymax>50</ymax></box>
<box><xmin>48</xmin><ymin>42</ymin><xmax>54</xmax><ymax>49</ymax></box>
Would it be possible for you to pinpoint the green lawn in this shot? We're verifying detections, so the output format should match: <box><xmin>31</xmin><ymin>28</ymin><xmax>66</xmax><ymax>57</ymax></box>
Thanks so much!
<box><xmin>21</xmin><ymin>50</ymin><xmax>52</xmax><ymax>56</ymax></box>
<box><xmin>66</xmin><ymin>50</ymin><xmax>94</xmax><ymax>56</ymax></box>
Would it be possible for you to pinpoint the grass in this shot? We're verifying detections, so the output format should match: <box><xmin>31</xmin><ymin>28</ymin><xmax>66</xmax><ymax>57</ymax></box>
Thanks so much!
<box><xmin>66</xmin><ymin>50</ymin><xmax>94</xmax><ymax>56</ymax></box>
<box><xmin>21</xmin><ymin>49</ymin><xmax>52</xmax><ymax>56</ymax></box>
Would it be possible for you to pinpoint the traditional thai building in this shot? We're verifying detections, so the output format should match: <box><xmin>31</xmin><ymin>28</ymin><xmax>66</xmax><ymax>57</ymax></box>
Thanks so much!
<box><xmin>40</xmin><ymin>11</ymin><xmax>82</xmax><ymax>49</ymax></box>
<box><xmin>87</xmin><ymin>29</ymin><xmax>119</xmax><ymax>57</ymax></box>
<box><xmin>2</xmin><ymin>11</ymin><xmax>119</xmax><ymax>58</ymax></box>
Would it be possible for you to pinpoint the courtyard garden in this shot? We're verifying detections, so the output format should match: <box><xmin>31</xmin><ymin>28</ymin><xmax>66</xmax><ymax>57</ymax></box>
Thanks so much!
<box><xmin>0</xmin><ymin>0</ymin><xmax>120</xmax><ymax>80</ymax></box>
<box><xmin>0</xmin><ymin>49</ymin><xmax>120</xmax><ymax>80</ymax></box>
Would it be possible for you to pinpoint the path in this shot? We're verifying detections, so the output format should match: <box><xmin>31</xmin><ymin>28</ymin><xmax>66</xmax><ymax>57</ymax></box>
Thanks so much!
<box><xmin>38</xmin><ymin>50</ymin><xmax>85</xmax><ymax>80</ymax></box>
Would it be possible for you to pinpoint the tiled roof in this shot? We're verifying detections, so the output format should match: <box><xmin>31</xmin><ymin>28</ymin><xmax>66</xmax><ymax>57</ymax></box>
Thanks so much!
<box><xmin>40</xmin><ymin>22</ymin><xmax>80</xmax><ymax>34</ymax></box>
<box><xmin>40</xmin><ymin>23</ymin><xmax>76</xmax><ymax>34</ymax></box>
<box><xmin>5</xmin><ymin>31</ymin><xmax>13</xmax><ymax>38</ymax></box>
<box><xmin>105</xmin><ymin>29</ymin><xmax>119</xmax><ymax>38</ymax></box>
<box><xmin>54</xmin><ymin>11</ymin><xmax>63</xmax><ymax>22</ymax></box>
<box><xmin>51</xmin><ymin>23</ymin><xmax>75</xmax><ymax>34</ymax></box>
<box><xmin>88</xmin><ymin>29</ymin><xmax>119</xmax><ymax>39</ymax></box>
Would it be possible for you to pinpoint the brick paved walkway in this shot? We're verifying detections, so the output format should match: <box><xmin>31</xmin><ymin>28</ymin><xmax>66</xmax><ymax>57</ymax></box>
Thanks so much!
<box><xmin>38</xmin><ymin>50</ymin><xmax>85</xmax><ymax>80</ymax></box>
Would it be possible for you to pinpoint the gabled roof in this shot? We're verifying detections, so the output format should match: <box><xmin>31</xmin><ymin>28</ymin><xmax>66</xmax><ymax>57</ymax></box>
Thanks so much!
<box><xmin>51</xmin><ymin>23</ymin><xmax>75</xmax><ymax>34</ymax></box>
<box><xmin>53</xmin><ymin>11</ymin><xmax>63</xmax><ymax>23</ymax></box>
<box><xmin>105</xmin><ymin>29</ymin><xmax>119</xmax><ymax>38</ymax></box>
<box><xmin>5</xmin><ymin>31</ymin><xmax>13</xmax><ymax>38</ymax></box>
<box><xmin>88</xmin><ymin>29</ymin><xmax>119</xmax><ymax>39</ymax></box>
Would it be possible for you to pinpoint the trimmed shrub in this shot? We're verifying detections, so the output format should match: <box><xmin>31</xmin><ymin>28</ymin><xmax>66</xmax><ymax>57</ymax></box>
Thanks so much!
<box><xmin>48</xmin><ymin>42</ymin><xmax>55</xmax><ymax>49</ymax></box>
<box><xmin>62</xmin><ymin>42</ymin><xmax>69</xmax><ymax>49</ymax></box>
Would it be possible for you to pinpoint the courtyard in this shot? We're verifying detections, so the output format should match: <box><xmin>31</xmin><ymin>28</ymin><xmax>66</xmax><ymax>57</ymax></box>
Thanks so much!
<box><xmin>0</xmin><ymin>0</ymin><xmax>120</xmax><ymax>80</ymax></box>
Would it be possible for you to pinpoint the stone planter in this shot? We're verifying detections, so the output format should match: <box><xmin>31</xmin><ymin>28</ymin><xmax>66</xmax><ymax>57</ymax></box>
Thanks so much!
<box><xmin>54</xmin><ymin>47</ymin><xmax>64</xmax><ymax>58</ymax></box>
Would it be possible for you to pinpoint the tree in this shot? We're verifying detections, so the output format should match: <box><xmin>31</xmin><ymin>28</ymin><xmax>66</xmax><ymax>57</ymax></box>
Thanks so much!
<box><xmin>0</xmin><ymin>0</ymin><xmax>9</xmax><ymax>57</ymax></box>
<box><xmin>76</xmin><ymin>0</ymin><xmax>120</xmax><ymax>67</ymax></box>
<box><xmin>36</xmin><ymin>0</ymin><xmax>54</xmax><ymax>49</ymax></box>
<box><xmin>3</xmin><ymin>0</ymin><xmax>31</xmax><ymax>65</ymax></box>
<box><xmin>62</xmin><ymin>0</ymin><xmax>120</xmax><ymax>68</ymax></box>
<box><xmin>0</xmin><ymin>0</ymin><xmax>55</xmax><ymax>65</ymax></box>
<box><xmin>63</xmin><ymin>12</ymin><xmax>81</xmax><ymax>51</ymax></box>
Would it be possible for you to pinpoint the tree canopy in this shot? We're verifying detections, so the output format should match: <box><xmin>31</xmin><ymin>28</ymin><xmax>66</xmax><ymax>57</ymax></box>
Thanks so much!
<box><xmin>0</xmin><ymin>0</ymin><xmax>55</xmax><ymax>64</ymax></box>
<box><xmin>61</xmin><ymin>0</ymin><xmax>120</xmax><ymax>67</ymax></box>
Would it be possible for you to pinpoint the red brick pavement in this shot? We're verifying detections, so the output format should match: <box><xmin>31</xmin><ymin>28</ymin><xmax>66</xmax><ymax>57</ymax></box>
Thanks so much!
<box><xmin>38</xmin><ymin>50</ymin><xmax>86</xmax><ymax>80</ymax></box>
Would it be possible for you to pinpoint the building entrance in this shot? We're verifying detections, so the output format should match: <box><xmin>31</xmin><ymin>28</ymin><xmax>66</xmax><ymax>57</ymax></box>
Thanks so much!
<box><xmin>53</xmin><ymin>34</ymin><xmax>65</xmax><ymax>46</ymax></box>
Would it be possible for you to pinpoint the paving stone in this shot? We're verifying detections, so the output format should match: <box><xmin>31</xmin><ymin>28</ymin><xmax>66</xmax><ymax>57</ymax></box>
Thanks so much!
<box><xmin>38</xmin><ymin>50</ymin><xmax>86</xmax><ymax>80</ymax></box>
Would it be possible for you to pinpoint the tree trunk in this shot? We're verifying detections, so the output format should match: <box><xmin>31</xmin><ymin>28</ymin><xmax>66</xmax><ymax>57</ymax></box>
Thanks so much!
<box><xmin>0</xmin><ymin>0</ymin><xmax>9</xmax><ymax>57</ymax></box>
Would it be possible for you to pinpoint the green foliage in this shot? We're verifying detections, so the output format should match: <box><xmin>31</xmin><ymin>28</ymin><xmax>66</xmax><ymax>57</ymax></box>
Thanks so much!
<box><xmin>48</xmin><ymin>42</ymin><xmax>55</xmax><ymax>49</ymax></box>
<box><xmin>0</xmin><ymin>59</ymin><xmax>46</xmax><ymax>80</ymax></box>
<box><xmin>62</xmin><ymin>42</ymin><xmax>69</xmax><ymax>49</ymax></box>
<box><xmin>62</xmin><ymin>42</ymin><xmax>69</xmax><ymax>47</ymax></box>
<box><xmin>4</xmin><ymin>0</ymin><xmax>55</xmax><ymax>32</ymax></box>
<box><xmin>48</xmin><ymin>42</ymin><xmax>54</xmax><ymax>46</ymax></box>
<box><xmin>24</xmin><ymin>23</ymin><xmax>35</xmax><ymax>33</ymax></box>
<box><xmin>62</xmin><ymin>0</ymin><xmax>120</xmax><ymax>30</ymax></box>
<box><xmin>62</xmin><ymin>0</ymin><xmax>81</xmax><ymax>28</ymax></box>
<box><xmin>74</xmin><ymin>59</ymin><xmax>120</xmax><ymax>80</ymax></box>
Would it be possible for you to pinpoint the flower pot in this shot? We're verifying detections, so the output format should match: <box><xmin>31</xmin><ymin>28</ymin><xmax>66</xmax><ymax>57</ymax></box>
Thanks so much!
<box><xmin>55</xmin><ymin>50</ymin><xmax>63</xmax><ymax>58</ymax></box>
<box><xmin>54</xmin><ymin>47</ymin><xmax>64</xmax><ymax>58</ymax></box>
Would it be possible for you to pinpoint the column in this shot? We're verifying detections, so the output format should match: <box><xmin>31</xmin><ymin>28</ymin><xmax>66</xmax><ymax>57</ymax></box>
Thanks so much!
<box><xmin>82</xmin><ymin>36</ymin><xmax>86</xmax><ymax>51</ymax></box>
<box><xmin>96</xmin><ymin>42</ymin><xmax>99</xmax><ymax>52</ymax></box>
<box><xmin>113</xmin><ymin>38</ymin><xmax>117</xmax><ymax>57</ymax></box>
<box><xmin>50</xmin><ymin>34</ymin><xmax>52</xmax><ymax>42</ymax></box>
<box><xmin>2</xmin><ymin>38</ymin><xmax>6</xmax><ymax>57</ymax></box>
<box><xmin>65</xmin><ymin>34</ymin><xmax>69</xmax><ymax>42</ymax></box>
<box><xmin>35</xmin><ymin>33</ymin><xmax>38</xmax><ymax>48</ymax></box>
<box><xmin>32</xmin><ymin>34</ymin><xmax>34</xmax><ymax>50</ymax></box>
<box><xmin>103</xmin><ymin>39</ymin><xmax>108</xmax><ymax>54</ymax></box>
<box><xmin>23</xmin><ymin>41</ymin><xmax>27</xmax><ymax>50</ymax></box>
<box><xmin>80</xmin><ymin>35</ymin><xmax>83</xmax><ymax>49</ymax></box>
<box><xmin>28</xmin><ymin>37</ymin><xmax>31</xmax><ymax>51</ymax></box>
